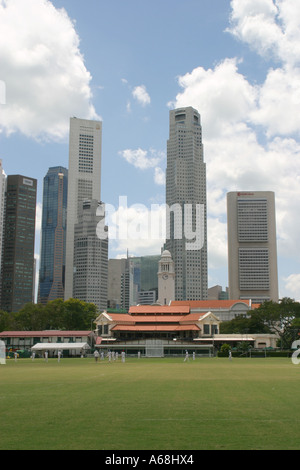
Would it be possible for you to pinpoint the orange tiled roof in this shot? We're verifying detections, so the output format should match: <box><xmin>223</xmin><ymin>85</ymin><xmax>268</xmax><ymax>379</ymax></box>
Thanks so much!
<box><xmin>107</xmin><ymin>314</ymin><xmax>135</xmax><ymax>323</ymax></box>
<box><xmin>132</xmin><ymin>315</ymin><xmax>188</xmax><ymax>323</ymax></box>
<box><xmin>176</xmin><ymin>325</ymin><xmax>200</xmax><ymax>331</ymax></box>
<box><xmin>111</xmin><ymin>324</ymin><xmax>200</xmax><ymax>332</ymax></box>
<box><xmin>109</xmin><ymin>313</ymin><xmax>207</xmax><ymax>325</ymax></box>
<box><xmin>180</xmin><ymin>313</ymin><xmax>208</xmax><ymax>322</ymax></box>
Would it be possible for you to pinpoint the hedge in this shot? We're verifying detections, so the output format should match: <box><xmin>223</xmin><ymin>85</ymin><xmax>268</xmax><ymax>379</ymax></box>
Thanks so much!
<box><xmin>217</xmin><ymin>350</ymin><xmax>292</xmax><ymax>358</ymax></box>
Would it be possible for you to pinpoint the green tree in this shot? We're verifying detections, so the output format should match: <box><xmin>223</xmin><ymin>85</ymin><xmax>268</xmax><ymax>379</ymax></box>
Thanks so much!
<box><xmin>237</xmin><ymin>341</ymin><xmax>251</xmax><ymax>355</ymax></box>
<box><xmin>44</xmin><ymin>299</ymin><xmax>66</xmax><ymax>330</ymax></box>
<box><xmin>61</xmin><ymin>299</ymin><xmax>98</xmax><ymax>330</ymax></box>
<box><xmin>13</xmin><ymin>303</ymin><xmax>47</xmax><ymax>331</ymax></box>
<box><xmin>220</xmin><ymin>314</ymin><xmax>270</xmax><ymax>334</ymax></box>
<box><xmin>0</xmin><ymin>310</ymin><xmax>14</xmax><ymax>332</ymax></box>
<box><xmin>220</xmin><ymin>298</ymin><xmax>300</xmax><ymax>348</ymax></box>
<box><xmin>249</xmin><ymin>298</ymin><xmax>300</xmax><ymax>348</ymax></box>
<box><xmin>220</xmin><ymin>343</ymin><xmax>231</xmax><ymax>355</ymax></box>
<box><xmin>278</xmin><ymin>298</ymin><xmax>300</xmax><ymax>347</ymax></box>
<box><xmin>2</xmin><ymin>299</ymin><xmax>99</xmax><ymax>332</ymax></box>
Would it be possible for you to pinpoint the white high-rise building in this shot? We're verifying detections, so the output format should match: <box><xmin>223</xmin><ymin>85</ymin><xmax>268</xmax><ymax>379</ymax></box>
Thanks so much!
<box><xmin>73</xmin><ymin>199</ymin><xmax>108</xmax><ymax>311</ymax></box>
<box><xmin>166</xmin><ymin>107</ymin><xmax>208</xmax><ymax>300</ymax></box>
<box><xmin>227</xmin><ymin>191</ymin><xmax>279</xmax><ymax>303</ymax></box>
<box><xmin>65</xmin><ymin>118</ymin><xmax>102</xmax><ymax>300</ymax></box>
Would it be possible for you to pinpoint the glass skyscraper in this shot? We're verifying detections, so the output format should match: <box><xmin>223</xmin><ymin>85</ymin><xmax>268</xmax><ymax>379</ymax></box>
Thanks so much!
<box><xmin>38</xmin><ymin>167</ymin><xmax>68</xmax><ymax>304</ymax></box>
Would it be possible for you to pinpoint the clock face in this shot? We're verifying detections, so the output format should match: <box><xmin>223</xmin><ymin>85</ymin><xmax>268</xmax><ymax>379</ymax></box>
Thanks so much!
<box><xmin>162</xmin><ymin>274</ymin><xmax>169</xmax><ymax>280</ymax></box>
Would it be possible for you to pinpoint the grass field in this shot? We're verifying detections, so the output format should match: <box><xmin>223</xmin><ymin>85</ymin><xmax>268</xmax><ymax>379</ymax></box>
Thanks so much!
<box><xmin>0</xmin><ymin>356</ymin><xmax>299</xmax><ymax>450</ymax></box>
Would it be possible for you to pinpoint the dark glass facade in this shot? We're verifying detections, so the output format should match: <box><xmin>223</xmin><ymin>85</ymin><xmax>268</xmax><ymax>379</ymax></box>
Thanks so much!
<box><xmin>38</xmin><ymin>167</ymin><xmax>68</xmax><ymax>304</ymax></box>
<box><xmin>1</xmin><ymin>175</ymin><xmax>37</xmax><ymax>312</ymax></box>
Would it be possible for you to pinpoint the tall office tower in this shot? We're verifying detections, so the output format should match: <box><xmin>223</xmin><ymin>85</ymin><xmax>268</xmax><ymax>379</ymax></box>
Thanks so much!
<box><xmin>73</xmin><ymin>200</ymin><xmax>108</xmax><ymax>311</ymax></box>
<box><xmin>227</xmin><ymin>191</ymin><xmax>279</xmax><ymax>303</ymax></box>
<box><xmin>166</xmin><ymin>107</ymin><xmax>208</xmax><ymax>300</ymax></box>
<box><xmin>120</xmin><ymin>257</ymin><xmax>137</xmax><ymax>311</ymax></box>
<box><xmin>38</xmin><ymin>167</ymin><xmax>68</xmax><ymax>304</ymax></box>
<box><xmin>108</xmin><ymin>258</ymin><xmax>128</xmax><ymax>309</ymax></box>
<box><xmin>1</xmin><ymin>175</ymin><xmax>37</xmax><ymax>312</ymax></box>
<box><xmin>65</xmin><ymin>118</ymin><xmax>102</xmax><ymax>300</ymax></box>
<box><xmin>0</xmin><ymin>160</ymin><xmax>6</xmax><ymax>285</ymax></box>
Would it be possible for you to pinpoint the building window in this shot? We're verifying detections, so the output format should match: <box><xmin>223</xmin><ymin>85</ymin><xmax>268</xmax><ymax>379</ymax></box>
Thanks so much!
<box><xmin>203</xmin><ymin>324</ymin><xmax>210</xmax><ymax>335</ymax></box>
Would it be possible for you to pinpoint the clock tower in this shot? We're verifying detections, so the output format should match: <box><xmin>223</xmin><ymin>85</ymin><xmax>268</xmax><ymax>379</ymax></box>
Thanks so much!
<box><xmin>158</xmin><ymin>250</ymin><xmax>175</xmax><ymax>305</ymax></box>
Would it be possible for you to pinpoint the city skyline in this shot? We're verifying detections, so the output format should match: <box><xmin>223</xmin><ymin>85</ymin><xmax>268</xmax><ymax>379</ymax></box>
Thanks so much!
<box><xmin>0</xmin><ymin>0</ymin><xmax>300</xmax><ymax>300</ymax></box>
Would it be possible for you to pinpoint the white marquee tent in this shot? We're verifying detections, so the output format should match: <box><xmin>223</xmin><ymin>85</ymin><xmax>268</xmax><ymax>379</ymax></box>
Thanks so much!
<box><xmin>31</xmin><ymin>342</ymin><xmax>89</xmax><ymax>352</ymax></box>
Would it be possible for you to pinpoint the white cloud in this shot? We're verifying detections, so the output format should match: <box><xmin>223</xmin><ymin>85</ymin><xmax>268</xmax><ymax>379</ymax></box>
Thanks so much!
<box><xmin>252</xmin><ymin>66</ymin><xmax>300</xmax><ymax>137</ymax></box>
<box><xmin>154</xmin><ymin>167</ymin><xmax>165</xmax><ymax>186</ymax></box>
<box><xmin>227</xmin><ymin>0</ymin><xmax>300</xmax><ymax>139</ymax></box>
<box><xmin>132</xmin><ymin>85</ymin><xmax>151</xmax><ymax>106</ymax></box>
<box><xmin>35</xmin><ymin>201</ymin><xmax>42</xmax><ymax>234</ymax></box>
<box><xmin>228</xmin><ymin>0</ymin><xmax>300</xmax><ymax>66</ymax></box>
<box><xmin>172</xmin><ymin>58</ymin><xmax>257</xmax><ymax>139</ymax></box>
<box><xmin>0</xmin><ymin>79</ymin><xmax>5</xmax><ymax>104</ymax></box>
<box><xmin>228</xmin><ymin>0</ymin><xmax>281</xmax><ymax>59</ymax></box>
<box><xmin>207</xmin><ymin>216</ymin><xmax>228</xmax><ymax>270</ymax></box>
<box><xmin>126</xmin><ymin>101</ymin><xmax>132</xmax><ymax>113</ymax></box>
<box><xmin>0</xmin><ymin>0</ymin><xmax>98</xmax><ymax>141</ymax></box>
<box><xmin>119</xmin><ymin>148</ymin><xmax>160</xmax><ymax>170</ymax></box>
<box><xmin>283</xmin><ymin>274</ymin><xmax>300</xmax><ymax>301</ymax></box>
<box><xmin>119</xmin><ymin>147</ymin><xmax>165</xmax><ymax>186</ymax></box>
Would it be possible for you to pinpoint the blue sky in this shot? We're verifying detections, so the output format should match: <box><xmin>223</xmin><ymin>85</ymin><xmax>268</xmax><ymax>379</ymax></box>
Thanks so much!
<box><xmin>1</xmin><ymin>0</ymin><xmax>300</xmax><ymax>300</ymax></box>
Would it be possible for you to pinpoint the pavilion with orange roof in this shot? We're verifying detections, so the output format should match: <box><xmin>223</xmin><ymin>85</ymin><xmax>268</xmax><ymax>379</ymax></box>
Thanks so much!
<box><xmin>94</xmin><ymin>300</ymin><xmax>278</xmax><ymax>356</ymax></box>
<box><xmin>95</xmin><ymin>304</ymin><xmax>221</xmax><ymax>356</ymax></box>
